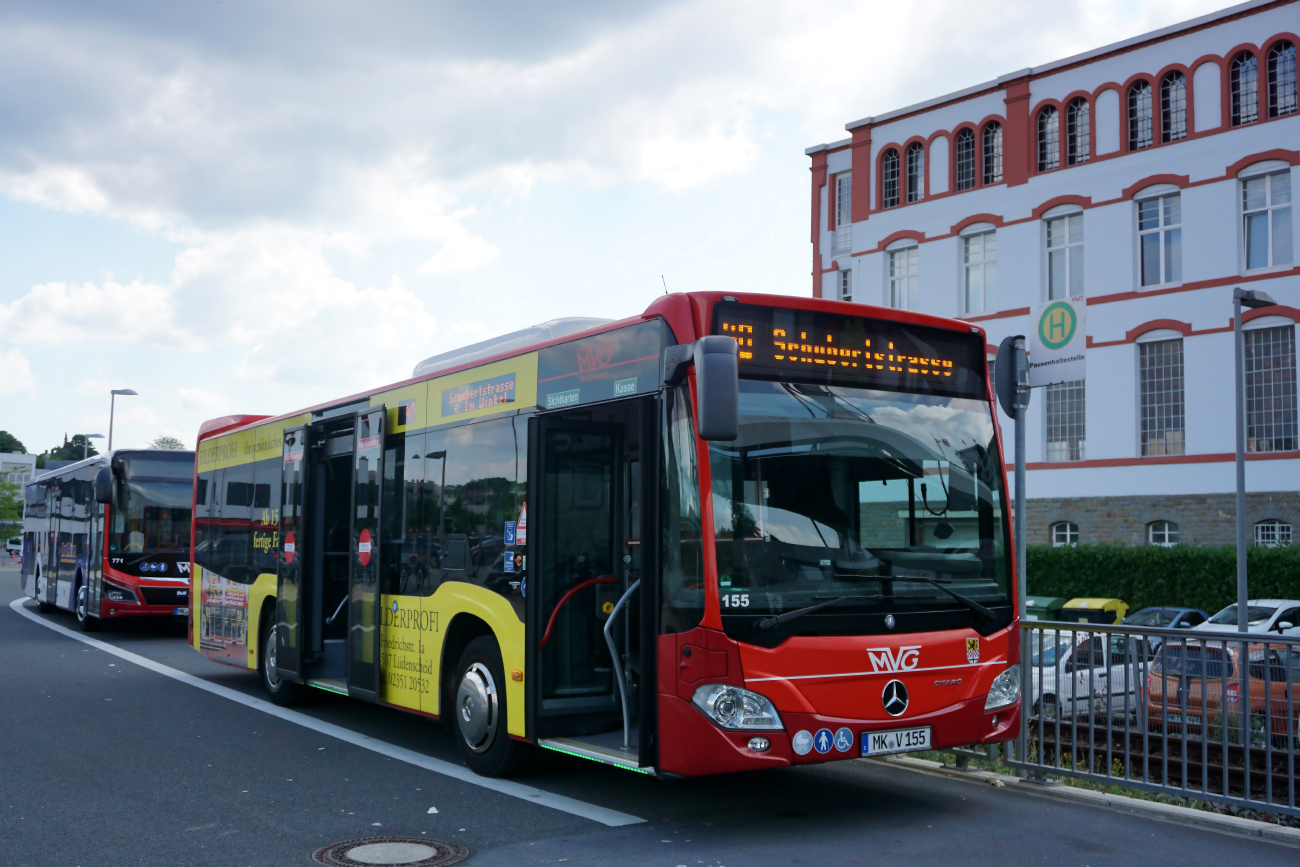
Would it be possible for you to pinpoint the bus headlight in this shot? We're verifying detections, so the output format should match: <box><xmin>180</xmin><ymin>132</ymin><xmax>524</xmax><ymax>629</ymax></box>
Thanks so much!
<box><xmin>691</xmin><ymin>684</ymin><xmax>783</xmax><ymax>731</ymax></box>
<box><xmin>104</xmin><ymin>582</ymin><xmax>138</xmax><ymax>604</ymax></box>
<box><xmin>984</xmin><ymin>664</ymin><xmax>1020</xmax><ymax>712</ymax></box>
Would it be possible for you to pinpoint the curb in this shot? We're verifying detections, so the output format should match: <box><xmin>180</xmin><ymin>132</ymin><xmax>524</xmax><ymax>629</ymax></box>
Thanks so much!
<box><xmin>873</xmin><ymin>755</ymin><xmax>1300</xmax><ymax>849</ymax></box>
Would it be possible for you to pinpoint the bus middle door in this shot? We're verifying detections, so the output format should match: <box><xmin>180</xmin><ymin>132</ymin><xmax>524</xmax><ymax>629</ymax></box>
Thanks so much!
<box><xmin>348</xmin><ymin>407</ymin><xmax>385</xmax><ymax>702</ymax></box>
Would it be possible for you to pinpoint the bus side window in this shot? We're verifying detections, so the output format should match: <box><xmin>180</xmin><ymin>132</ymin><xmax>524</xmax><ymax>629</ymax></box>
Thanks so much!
<box><xmin>429</xmin><ymin>417</ymin><xmax>523</xmax><ymax>609</ymax></box>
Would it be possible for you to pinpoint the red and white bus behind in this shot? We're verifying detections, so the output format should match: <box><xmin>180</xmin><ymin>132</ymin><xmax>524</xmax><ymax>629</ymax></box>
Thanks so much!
<box><xmin>22</xmin><ymin>449</ymin><xmax>195</xmax><ymax>630</ymax></box>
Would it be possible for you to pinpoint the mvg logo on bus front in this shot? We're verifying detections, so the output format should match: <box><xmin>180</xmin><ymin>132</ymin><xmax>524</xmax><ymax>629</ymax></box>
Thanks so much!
<box><xmin>866</xmin><ymin>645</ymin><xmax>921</xmax><ymax>672</ymax></box>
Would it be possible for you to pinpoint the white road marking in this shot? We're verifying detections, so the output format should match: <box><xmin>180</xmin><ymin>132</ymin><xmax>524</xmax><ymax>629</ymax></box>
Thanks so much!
<box><xmin>9</xmin><ymin>597</ymin><xmax>644</xmax><ymax>827</ymax></box>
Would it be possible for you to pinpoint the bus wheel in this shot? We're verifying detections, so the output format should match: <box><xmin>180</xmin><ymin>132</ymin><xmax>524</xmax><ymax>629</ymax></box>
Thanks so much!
<box><xmin>452</xmin><ymin>636</ymin><xmax>532</xmax><ymax>777</ymax></box>
<box><xmin>260</xmin><ymin>616</ymin><xmax>305</xmax><ymax>706</ymax></box>
<box><xmin>75</xmin><ymin>584</ymin><xmax>100</xmax><ymax>632</ymax></box>
<box><xmin>36</xmin><ymin>574</ymin><xmax>54</xmax><ymax>613</ymax></box>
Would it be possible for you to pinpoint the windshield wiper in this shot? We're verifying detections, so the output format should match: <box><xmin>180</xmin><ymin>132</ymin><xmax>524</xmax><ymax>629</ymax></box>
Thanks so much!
<box><xmin>885</xmin><ymin>575</ymin><xmax>996</xmax><ymax>620</ymax></box>
<box><xmin>752</xmin><ymin>595</ymin><xmax>886</xmax><ymax>632</ymax></box>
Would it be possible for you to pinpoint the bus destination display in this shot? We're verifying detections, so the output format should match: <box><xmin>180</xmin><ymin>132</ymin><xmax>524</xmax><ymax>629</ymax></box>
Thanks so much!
<box><xmin>711</xmin><ymin>301</ymin><xmax>984</xmax><ymax>399</ymax></box>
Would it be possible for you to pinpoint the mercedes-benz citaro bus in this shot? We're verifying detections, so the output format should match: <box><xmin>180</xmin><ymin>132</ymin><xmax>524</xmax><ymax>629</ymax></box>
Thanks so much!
<box><xmin>22</xmin><ymin>450</ymin><xmax>196</xmax><ymax>630</ymax></box>
<box><xmin>188</xmin><ymin>292</ymin><xmax>1020</xmax><ymax>778</ymax></box>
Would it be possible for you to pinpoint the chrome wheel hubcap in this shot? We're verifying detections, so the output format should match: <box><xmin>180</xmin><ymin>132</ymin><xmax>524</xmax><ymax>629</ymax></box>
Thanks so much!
<box><xmin>456</xmin><ymin>662</ymin><xmax>498</xmax><ymax>753</ymax></box>
<box><xmin>265</xmin><ymin>628</ymin><xmax>282</xmax><ymax>689</ymax></box>
<box><xmin>76</xmin><ymin>586</ymin><xmax>87</xmax><ymax>620</ymax></box>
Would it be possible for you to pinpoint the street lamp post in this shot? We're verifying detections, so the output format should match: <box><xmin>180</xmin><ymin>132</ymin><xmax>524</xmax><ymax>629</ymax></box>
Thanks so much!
<box><xmin>107</xmin><ymin>389</ymin><xmax>138</xmax><ymax>452</ymax></box>
<box><xmin>1233</xmin><ymin>288</ymin><xmax>1275</xmax><ymax>634</ymax></box>
<box><xmin>82</xmin><ymin>433</ymin><xmax>104</xmax><ymax>460</ymax></box>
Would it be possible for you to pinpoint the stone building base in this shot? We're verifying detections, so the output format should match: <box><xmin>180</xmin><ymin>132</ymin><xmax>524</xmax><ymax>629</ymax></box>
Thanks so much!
<box><xmin>1025</xmin><ymin>491</ymin><xmax>1299</xmax><ymax>546</ymax></box>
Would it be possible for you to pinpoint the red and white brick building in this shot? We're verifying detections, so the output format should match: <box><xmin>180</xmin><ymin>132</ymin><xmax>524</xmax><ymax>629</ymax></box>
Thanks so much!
<box><xmin>806</xmin><ymin>0</ymin><xmax>1298</xmax><ymax>546</ymax></box>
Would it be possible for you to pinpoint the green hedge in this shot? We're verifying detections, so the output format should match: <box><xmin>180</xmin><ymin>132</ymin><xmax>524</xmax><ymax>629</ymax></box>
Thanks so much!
<box><xmin>1026</xmin><ymin>544</ymin><xmax>1300</xmax><ymax>615</ymax></box>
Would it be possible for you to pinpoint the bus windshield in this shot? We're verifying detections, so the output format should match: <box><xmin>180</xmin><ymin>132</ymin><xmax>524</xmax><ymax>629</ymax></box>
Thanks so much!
<box><xmin>109</xmin><ymin>480</ymin><xmax>193</xmax><ymax>557</ymax></box>
<box><xmin>710</xmin><ymin>379</ymin><xmax>1010</xmax><ymax>636</ymax></box>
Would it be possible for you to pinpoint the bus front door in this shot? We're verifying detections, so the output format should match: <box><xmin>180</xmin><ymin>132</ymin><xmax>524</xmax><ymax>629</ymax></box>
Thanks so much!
<box><xmin>530</xmin><ymin>398</ymin><xmax>657</xmax><ymax>769</ymax></box>
<box><xmin>347</xmin><ymin>407</ymin><xmax>385</xmax><ymax>702</ymax></box>
<box><xmin>275</xmin><ymin>424</ymin><xmax>312</xmax><ymax>683</ymax></box>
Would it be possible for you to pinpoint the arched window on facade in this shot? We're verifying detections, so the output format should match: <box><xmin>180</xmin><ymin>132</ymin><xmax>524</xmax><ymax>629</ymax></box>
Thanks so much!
<box><xmin>1065</xmin><ymin>98</ymin><xmax>1090</xmax><ymax>165</ymax></box>
<box><xmin>1254</xmin><ymin>519</ymin><xmax>1293</xmax><ymax>547</ymax></box>
<box><xmin>1051</xmin><ymin>522</ymin><xmax>1079</xmax><ymax>547</ymax></box>
<box><xmin>1269</xmin><ymin>41</ymin><xmax>1297</xmax><ymax>118</ymax></box>
<box><xmin>1161</xmin><ymin>72</ymin><xmax>1187</xmax><ymax>142</ymax></box>
<box><xmin>1128</xmin><ymin>81</ymin><xmax>1153</xmax><ymax>150</ymax></box>
<box><xmin>954</xmin><ymin>129</ymin><xmax>975</xmax><ymax>191</ymax></box>
<box><xmin>881</xmin><ymin>148</ymin><xmax>900</xmax><ymax>208</ymax></box>
<box><xmin>982</xmin><ymin>122</ymin><xmax>1003</xmax><ymax>185</ymax></box>
<box><xmin>905</xmin><ymin>142</ymin><xmax>925</xmax><ymax>203</ymax></box>
<box><xmin>1037</xmin><ymin>106</ymin><xmax>1060</xmax><ymax>171</ymax></box>
<box><xmin>1148</xmin><ymin>520</ymin><xmax>1179</xmax><ymax>547</ymax></box>
<box><xmin>1231</xmin><ymin>51</ymin><xmax>1259</xmax><ymax>125</ymax></box>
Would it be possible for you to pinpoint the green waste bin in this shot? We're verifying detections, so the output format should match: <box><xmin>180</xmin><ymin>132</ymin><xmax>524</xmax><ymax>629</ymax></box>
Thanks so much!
<box><xmin>1024</xmin><ymin>596</ymin><xmax>1068</xmax><ymax>622</ymax></box>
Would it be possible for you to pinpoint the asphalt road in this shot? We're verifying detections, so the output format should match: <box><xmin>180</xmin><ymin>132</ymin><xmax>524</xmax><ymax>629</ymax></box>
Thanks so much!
<box><xmin>1</xmin><ymin>561</ymin><xmax>1294</xmax><ymax>867</ymax></box>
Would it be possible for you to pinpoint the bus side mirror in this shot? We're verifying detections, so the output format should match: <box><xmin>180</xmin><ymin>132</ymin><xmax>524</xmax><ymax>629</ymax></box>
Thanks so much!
<box><xmin>693</xmin><ymin>337</ymin><xmax>738</xmax><ymax>441</ymax></box>
<box><xmin>94</xmin><ymin>467</ymin><xmax>115</xmax><ymax>505</ymax></box>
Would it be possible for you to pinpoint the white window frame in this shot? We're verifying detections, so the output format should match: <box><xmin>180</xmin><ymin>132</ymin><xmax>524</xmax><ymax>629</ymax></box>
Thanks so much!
<box><xmin>1254</xmin><ymin>519</ymin><xmax>1293</xmax><ymax>547</ymax></box>
<box><xmin>961</xmin><ymin>227</ymin><xmax>996</xmax><ymax>314</ymax></box>
<box><xmin>1037</xmin><ymin>106</ymin><xmax>1059</xmax><ymax>171</ymax></box>
<box><xmin>1051</xmin><ymin>522</ymin><xmax>1079</xmax><ymax>547</ymax></box>
<box><xmin>1044</xmin><ymin>210</ymin><xmax>1084</xmax><ymax>301</ymax></box>
<box><xmin>1044</xmin><ymin>379</ymin><xmax>1086</xmax><ymax>462</ymax></box>
<box><xmin>887</xmin><ymin>243</ymin><xmax>919</xmax><ymax>310</ymax></box>
<box><xmin>905</xmin><ymin>143</ymin><xmax>925</xmax><ymax>204</ymax></box>
<box><xmin>836</xmin><ymin>173</ymin><xmax>853</xmax><ymax>228</ymax></box>
<box><xmin>1066</xmin><ymin>98</ymin><xmax>1090</xmax><ymax>165</ymax></box>
<box><xmin>1148</xmin><ymin>520</ymin><xmax>1179</xmax><ymax>547</ymax></box>
<box><xmin>838</xmin><ymin>268</ymin><xmax>853</xmax><ymax>303</ymax></box>
<box><xmin>1244</xmin><ymin>320</ymin><xmax>1298</xmax><ymax>452</ymax></box>
<box><xmin>1241</xmin><ymin>167</ymin><xmax>1293</xmax><ymax>272</ymax></box>
<box><xmin>1136</xmin><ymin>190</ymin><xmax>1182</xmax><ymax>287</ymax></box>
<box><xmin>1161</xmin><ymin>72</ymin><xmax>1187</xmax><ymax>142</ymax></box>
<box><xmin>1137</xmin><ymin>332</ymin><xmax>1185</xmax><ymax>457</ymax></box>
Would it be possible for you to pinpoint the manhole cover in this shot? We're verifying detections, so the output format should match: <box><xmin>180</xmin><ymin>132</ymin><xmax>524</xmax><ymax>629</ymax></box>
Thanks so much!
<box><xmin>311</xmin><ymin>836</ymin><xmax>470</xmax><ymax>866</ymax></box>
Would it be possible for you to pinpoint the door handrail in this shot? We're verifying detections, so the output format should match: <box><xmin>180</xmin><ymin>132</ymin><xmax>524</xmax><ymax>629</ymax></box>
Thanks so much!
<box><xmin>603</xmin><ymin>579</ymin><xmax>641</xmax><ymax>750</ymax></box>
<box><xmin>538</xmin><ymin>576</ymin><xmax>617</xmax><ymax>648</ymax></box>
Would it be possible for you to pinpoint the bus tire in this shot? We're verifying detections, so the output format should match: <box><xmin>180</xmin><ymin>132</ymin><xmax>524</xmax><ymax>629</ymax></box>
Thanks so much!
<box><xmin>75</xmin><ymin>582</ymin><xmax>100</xmax><ymax>632</ymax></box>
<box><xmin>260</xmin><ymin>615</ymin><xmax>305</xmax><ymax>707</ymax></box>
<box><xmin>451</xmin><ymin>635</ymin><xmax>532</xmax><ymax>777</ymax></box>
<box><xmin>36</xmin><ymin>573</ymin><xmax>54</xmax><ymax>613</ymax></box>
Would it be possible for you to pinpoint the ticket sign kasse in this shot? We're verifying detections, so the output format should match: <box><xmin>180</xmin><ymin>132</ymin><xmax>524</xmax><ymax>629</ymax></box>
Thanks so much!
<box><xmin>711</xmin><ymin>301</ymin><xmax>985</xmax><ymax>400</ymax></box>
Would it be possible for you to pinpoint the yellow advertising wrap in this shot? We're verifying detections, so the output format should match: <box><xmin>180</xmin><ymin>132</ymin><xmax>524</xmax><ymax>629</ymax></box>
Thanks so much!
<box><xmin>380</xmin><ymin>583</ymin><xmax>526</xmax><ymax>736</ymax></box>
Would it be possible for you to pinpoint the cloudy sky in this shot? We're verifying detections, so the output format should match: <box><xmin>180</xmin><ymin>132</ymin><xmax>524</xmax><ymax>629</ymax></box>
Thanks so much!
<box><xmin>0</xmin><ymin>0</ymin><xmax>1227</xmax><ymax>454</ymax></box>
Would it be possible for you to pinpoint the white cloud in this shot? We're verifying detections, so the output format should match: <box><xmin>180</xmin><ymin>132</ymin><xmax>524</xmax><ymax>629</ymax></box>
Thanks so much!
<box><xmin>0</xmin><ymin>279</ymin><xmax>179</xmax><ymax>346</ymax></box>
<box><xmin>0</xmin><ymin>347</ymin><xmax>35</xmax><ymax>393</ymax></box>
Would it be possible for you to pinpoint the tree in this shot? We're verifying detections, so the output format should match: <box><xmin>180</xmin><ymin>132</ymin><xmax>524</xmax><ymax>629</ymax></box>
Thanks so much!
<box><xmin>43</xmin><ymin>433</ymin><xmax>100</xmax><ymax>462</ymax></box>
<box><xmin>0</xmin><ymin>430</ymin><xmax>27</xmax><ymax>454</ymax></box>
<box><xmin>149</xmin><ymin>435</ymin><xmax>186</xmax><ymax>450</ymax></box>
<box><xmin>0</xmin><ymin>479</ymin><xmax>22</xmax><ymax>529</ymax></box>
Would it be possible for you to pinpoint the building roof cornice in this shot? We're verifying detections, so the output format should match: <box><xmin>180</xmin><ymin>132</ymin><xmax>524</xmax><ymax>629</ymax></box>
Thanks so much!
<box><xmin>811</xmin><ymin>0</ymin><xmax>1284</xmax><ymax>146</ymax></box>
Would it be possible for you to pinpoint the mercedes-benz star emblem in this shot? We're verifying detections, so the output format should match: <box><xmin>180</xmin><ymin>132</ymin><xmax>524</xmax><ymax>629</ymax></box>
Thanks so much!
<box><xmin>882</xmin><ymin>680</ymin><xmax>909</xmax><ymax>717</ymax></box>
<box><xmin>884</xmin><ymin>614</ymin><xmax>896</xmax><ymax>629</ymax></box>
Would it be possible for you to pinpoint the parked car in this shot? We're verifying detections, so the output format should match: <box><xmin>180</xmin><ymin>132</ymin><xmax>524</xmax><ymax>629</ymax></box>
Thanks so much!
<box><xmin>1028</xmin><ymin>628</ymin><xmax>1154</xmax><ymax>721</ymax></box>
<box><xmin>1146</xmin><ymin>639</ymin><xmax>1300</xmax><ymax>749</ymax></box>
<box><xmin>1123</xmin><ymin>606</ymin><xmax>1209</xmax><ymax>649</ymax></box>
<box><xmin>5</xmin><ymin>536</ymin><xmax>20</xmax><ymax>557</ymax></box>
<box><xmin>1193</xmin><ymin>600</ymin><xmax>1300</xmax><ymax>637</ymax></box>
<box><xmin>1124</xmin><ymin>606</ymin><xmax>1208</xmax><ymax>629</ymax></box>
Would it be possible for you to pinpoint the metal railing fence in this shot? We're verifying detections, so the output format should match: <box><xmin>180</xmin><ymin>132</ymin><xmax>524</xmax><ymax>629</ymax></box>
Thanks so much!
<box><xmin>1005</xmin><ymin>620</ymin><xmax>1299</xmax><ymax>818</ymax></box>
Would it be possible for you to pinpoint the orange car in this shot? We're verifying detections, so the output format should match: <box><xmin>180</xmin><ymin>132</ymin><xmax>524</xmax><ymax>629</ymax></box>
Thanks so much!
<box><xmin>1146</xmin><ymin>640</ymin><xmax>1300</xmax><ymax>748</ymax></box>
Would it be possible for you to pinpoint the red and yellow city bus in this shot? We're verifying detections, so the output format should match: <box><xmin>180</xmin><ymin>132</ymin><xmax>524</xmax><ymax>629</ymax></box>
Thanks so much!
<box><xmin>22</xmin><ymin>450</ymin><xmax>196</xmax><ymax>630</ymax></box>
<box><xmin>188</xmin><ymin>292</ymin><xmax>1021</xmax><ymax>777</ymax></box>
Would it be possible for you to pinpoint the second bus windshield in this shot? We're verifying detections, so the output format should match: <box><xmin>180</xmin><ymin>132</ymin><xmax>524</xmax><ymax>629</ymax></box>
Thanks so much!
<box><xmin>710</xmin><ymin>379</ymin><xmax>1009</xmax><ymax>628</ymax></box>
<box><xmin>110</xmin><ymin>480</ymin><xmax>192</xmax><ymax>556</ymax></box>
